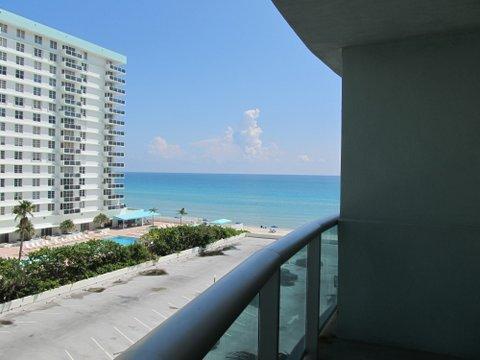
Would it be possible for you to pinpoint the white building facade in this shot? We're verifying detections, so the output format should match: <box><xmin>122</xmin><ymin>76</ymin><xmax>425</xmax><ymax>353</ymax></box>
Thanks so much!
<box><xmin>0</xmin><ymin>9</ymin><xmax>126</xmax><ymax>242</ymax></box>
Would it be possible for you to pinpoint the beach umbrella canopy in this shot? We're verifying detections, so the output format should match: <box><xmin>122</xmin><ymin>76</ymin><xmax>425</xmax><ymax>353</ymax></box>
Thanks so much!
<box><xmin>210</xmin><ymin>219</ymin><xmax>232</xmax><ymax>225</ymax></box>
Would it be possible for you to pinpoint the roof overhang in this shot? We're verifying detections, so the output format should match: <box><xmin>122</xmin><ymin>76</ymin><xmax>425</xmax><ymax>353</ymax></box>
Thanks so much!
<box><xmin>271</xmin><ymin>0</ymin><xmax>480</xmax><ymax>76</ymax></box>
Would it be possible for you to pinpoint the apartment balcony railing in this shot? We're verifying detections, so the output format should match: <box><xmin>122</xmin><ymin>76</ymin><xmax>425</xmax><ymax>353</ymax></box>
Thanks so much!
<box><xmin>63</xmin><ymin>135</ymin><xmax>82</xmax><ymax>142</ymax></box>
<box><xmin>61</xmin><ymin>60</ymin><xmax>83</xmax><ymax>71</ymax></box>
<box><xmin>107</xmin><ymin>108</ymin><xmax>125</xmax><ymax>115</ymax></box>
<box><xmin>62</xmin><ymin>86</ymin><xmax>83</xmax><ymax>95</ymax></box>
<box><xmin>106</xmin><ymin>118</ymin><xmax>125</xmax><ymax>126</ymax></box>
<box><xmin>105</xmin><ymin>97</ymin><xmax>125</xmax><ymax>105</ymax></box>
<box><xmin>106</xmin><ymin>173</ymin><xmax>125</xmax><ymax>178</ymax></box>
<box><xmin>107</xmin><ymin>74</ymin><xmax>126</xmax><ymax>84</ymax></box>
<box><xmin>62</xmin><ymin>73</ymin><xmax>83</xmax><ymax>84</ymax></box>
<box><xmin>62</xmin><ymin>48</ymin><xmax>83</xmax><ymax>60</ymax></box>
<box><xmin>118</xmin><ymin>215</ymin><xmax>339</xmax><ymax>360</ymax></box>
<box><xmin>105</xmin><ymin>140</ymin><xmax>125</xmax><ymax>147</ymax></box>
<box><xmin>108</xmin><ymin>151</ymin><xmax>125</xmax><ymax>157</ymax></box>
<box><xmin>108</xmin><ymin>86</ymin><xmax>126</xmax><ymax>95</ymax></box>
<box><xmin>106</xmin><ymin>183</ymin><xmax>124</xmax><ymax>189</ymax></box>
<box><xmin>63</xmin><ymin>110</ymin><xmax>82</xmax><ymax>118</ymax></box>
<box><xmin>61</xmin><ymin>123</ymin><xmax>82</xmax><ymax>131</ymax></box>
<box><xmin>108</xmin><ymin>64</ymin><xmax>126</xmax><ymax>74</ymax></box>
<box><xmin>61</xmin><ymin>148</ymin><xmax>81</xmax><ymax>154</ymax></box>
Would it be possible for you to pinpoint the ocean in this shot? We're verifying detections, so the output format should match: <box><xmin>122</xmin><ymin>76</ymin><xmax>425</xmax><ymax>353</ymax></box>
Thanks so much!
<box><xmin>124</xmin><ymin>172</ymin><xmax>340</xmax><ymax>229</ymax></box>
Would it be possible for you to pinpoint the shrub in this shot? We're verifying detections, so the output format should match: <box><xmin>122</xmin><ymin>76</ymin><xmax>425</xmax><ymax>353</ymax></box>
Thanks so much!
<box><xmin>140</xmin><ymin>224</ymin><xmax>244</xmax><ymax>256</ymax></box>
<box><xmin>0</xmin><ymin>224</ymin><xmax>243</xmax><ymax>303</ymax></box>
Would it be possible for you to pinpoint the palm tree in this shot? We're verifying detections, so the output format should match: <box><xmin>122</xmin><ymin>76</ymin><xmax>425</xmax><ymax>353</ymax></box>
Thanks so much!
<box><xmin>59</xmin><ymin>219</ymin><xmax>75</xmax><ymax>234</ymax></box>
<box><xmin>178</xmin><ymin>208</ymin><xmax>187</xmax><ymax>224</ymax></box>
<box><xmin>93</xmin><ymin>213</ymin><xmax>109</xmax><ymax>229</ymax></box>
<box><xmin>149</xmin><ymin>208</ymin><xmax>158</xmax><ymax>226</ymax></box>
<box><xmin>13</xmin><ymin>200</ymin><xmax>35</xmax><ymax>260</ymax></box>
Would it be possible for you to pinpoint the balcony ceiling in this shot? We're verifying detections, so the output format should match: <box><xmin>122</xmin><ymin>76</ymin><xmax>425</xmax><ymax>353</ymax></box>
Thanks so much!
<box><xmin>272</xmin><ymin>0</ymin><xmax>480</xmax><ymax>75</ymax></box>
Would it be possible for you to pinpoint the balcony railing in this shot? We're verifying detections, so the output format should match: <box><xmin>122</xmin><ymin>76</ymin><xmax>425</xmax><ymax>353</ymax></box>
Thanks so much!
<box><xmin>118</xmin><ymin>215</ymin><xmax>339</xmax><ymax>360</ymax></box>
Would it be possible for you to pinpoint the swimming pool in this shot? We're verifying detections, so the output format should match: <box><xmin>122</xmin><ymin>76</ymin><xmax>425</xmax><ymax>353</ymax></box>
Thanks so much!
<box><xmin>107</xmin><ymin>235</ymin><xmax>137</xmax><ymax>246</ymax></box>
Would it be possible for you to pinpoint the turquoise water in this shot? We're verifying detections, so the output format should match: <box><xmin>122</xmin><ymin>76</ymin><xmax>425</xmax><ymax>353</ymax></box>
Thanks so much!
<box><xmin>123</xmin><ymin>173</ymin><xmax>340</xmax><ymax>229</ymax></box>
<box><xmin>108</xmin><ymin>236</ymin><xmax>137</xmax><ymax>246</ymax></box>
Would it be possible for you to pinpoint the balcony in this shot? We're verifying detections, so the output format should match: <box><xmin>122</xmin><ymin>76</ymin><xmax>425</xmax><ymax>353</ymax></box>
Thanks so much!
<box><xmin>105</xmin><ymin>162</ymin><xmax>125</xmax><ymax>168</ymax></box>
<box><xmin>106</xmin><ymin>173</ymin><xmax>124</xmax><ymax>178</ymax></box>
<box><xmin>107</xmin><ymin>108</ymin><xmax>125</xmax><ymax>115</ymax></box>
<box><xmin>105</xmin><ymin>140</ymin><xmax>125</xmax><ymax>147</ymax></box>
<box><xmin>62</xmin><ymin>86</ymin><xmax>83</xmax><ymax>95</ymax></box>
<box><xmin>61</xmin><ymin>59</ymin><xmax>83</xmax><ymax>71</ymax></box>
<box><xmin>62</xmin><ymin>73</ymin><xmax>83</xmax><ymax>84</ymax></box>
<box><xmin>108</xmin><ymin>86</ymin><xmax>126</xmax><ymax>95</ymax></box>
<box><xmin>62</xmin><ymin>48</ymin><xmax>83</xmax><ymax>60</ymax></box>
<box><xmin>118</xmin><ymin>216</ymin><xmax>338</xmax><ymax>359</ymax></box>
<box><xmin>62</xmin><ymin>135</ymin><xmax>82</xmax><ymax>142</ymax></box>
<box><xmin>105</xmin><ymin>96</ymin><xmax>125</xmax><ymax>105</ymax></box>
<box><xmin>107</xmin><ymin>74</ymin><xmax>126</xmax><ymax>84</ymax></box>
<box><xmin>108</xmin><ymin>63</ymin><xmax>126</xmax><ymax>74</ymax></box>
<box><xmin>106</xmin><ymin>183</ymin><xmax>124</xmax><ymax>189</ymax></box>
<box><xmin>63</xmin><ymin>110</ymin><xmax>81</xmax><ymax>118</ymax></box>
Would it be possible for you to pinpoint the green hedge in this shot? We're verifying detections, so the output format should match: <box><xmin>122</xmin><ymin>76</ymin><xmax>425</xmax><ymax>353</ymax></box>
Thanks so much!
<box><xmin>0</xmin><ymin>225</ymin><xmax>244</xmax><ymax>303</ymax></box>
<box><xmin>140</xmin><ymin>224</ymin><xmax>244</xmax><ymax>256</ymax></box>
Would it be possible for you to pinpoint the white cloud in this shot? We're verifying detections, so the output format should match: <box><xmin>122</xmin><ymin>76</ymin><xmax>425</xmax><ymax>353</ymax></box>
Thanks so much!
<box><xmin>298</xmin><ymin>154</ymin><xmax>311</xmax><ymax>163</ymax></box>
<box><xmin>149</xmin><ymin>136</ymin><xmax>183</xmax><ymax>159</ymax></box>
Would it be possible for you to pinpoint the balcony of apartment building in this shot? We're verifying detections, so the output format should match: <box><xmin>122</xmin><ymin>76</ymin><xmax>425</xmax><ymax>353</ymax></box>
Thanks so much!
<box><xmin>117</xmin><ymin>2</ymin><xmax>480</xmax><ymax>360</ymax></box>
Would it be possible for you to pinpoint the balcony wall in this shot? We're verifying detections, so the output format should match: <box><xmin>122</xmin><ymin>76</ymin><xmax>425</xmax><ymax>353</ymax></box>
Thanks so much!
<box><xmin>339</xmin><ymin>30</ymin><xmax>480</xmax><ymax>358</ymax></box>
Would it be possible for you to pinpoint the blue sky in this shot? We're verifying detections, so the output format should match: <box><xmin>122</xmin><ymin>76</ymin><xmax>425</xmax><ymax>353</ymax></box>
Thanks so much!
<box><xmin>2</xmin><ymin>1</ymin><xmax>341</xmax><ymax>175</ymax></box>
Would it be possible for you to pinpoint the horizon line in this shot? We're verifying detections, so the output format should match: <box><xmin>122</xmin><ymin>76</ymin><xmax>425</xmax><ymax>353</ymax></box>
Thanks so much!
<box><xmin>123</xmin><ymin>170</ymin><xmax>340</xmax><ymax>177</ymax></box>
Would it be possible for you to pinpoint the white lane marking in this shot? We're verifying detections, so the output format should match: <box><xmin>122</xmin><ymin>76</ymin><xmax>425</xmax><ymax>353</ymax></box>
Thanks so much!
<box><xmin>182</xmin><ymin>295</ymin><xmax>192</xmax><ymax>302</ymax></box>
<box><xmin>151</xmin><ymin>309</ymin><xmax>167</xmax><ymax>319</ymax></box>
<box><xmin>134</xmin><ymin>317</ymin><xmax>152</xmax><ymax>331</ymax></box>
<box><xmin>64</xmin><ymin>349</ymin><xmax>75</xmax><ymax>360</ymax></box>
<box><xmin>114</xmin><ymin>326</ymin><xmax>134</xmax><ymax>345</ymax></box>
<box><xmin>90</xmin><ymin>337</ymin><xmax>113</xmax><ymax>360</ymax></box>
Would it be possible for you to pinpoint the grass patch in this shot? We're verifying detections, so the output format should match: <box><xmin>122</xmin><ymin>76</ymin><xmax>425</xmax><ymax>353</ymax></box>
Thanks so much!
<box><xmin>140</xmin><ymin>268</ymin><xmax>168</xmax><ymax>276</ymax></box>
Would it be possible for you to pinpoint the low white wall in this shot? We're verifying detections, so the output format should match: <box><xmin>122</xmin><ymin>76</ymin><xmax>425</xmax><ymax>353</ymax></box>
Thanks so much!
<box><xmin>0</xmin><ymin>234</ymin><xmax>246</xmax><ymax>315</ymax></box>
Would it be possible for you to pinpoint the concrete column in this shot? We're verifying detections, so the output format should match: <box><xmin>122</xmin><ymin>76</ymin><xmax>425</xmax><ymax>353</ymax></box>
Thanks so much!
<box><xmin>339</xmin><ymin>30</ymin><xmax>480</xmax><ymax>358</ymax></box>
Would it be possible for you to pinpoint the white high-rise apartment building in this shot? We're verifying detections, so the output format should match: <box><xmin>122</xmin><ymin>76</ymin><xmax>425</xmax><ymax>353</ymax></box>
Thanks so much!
<box><xmin>0</xmin><ymin>9</ymin><xmax>126</xmax><ymax>242</ymax></box>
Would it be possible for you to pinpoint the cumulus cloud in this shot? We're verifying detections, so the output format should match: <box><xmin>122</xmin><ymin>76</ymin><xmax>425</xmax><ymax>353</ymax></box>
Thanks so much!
<box><xmin>192</xmin><ymin>108</ymin><xmax>279</xmax><ymax>162</ymax></box>
<box><xmin>149</xmin><ymin>136</ymin><xmax>183</xmax><ymax>159</ymax></box>
<box><xmin>298</xmin><ymin>154</ymin><xmax>311</xmax><ymax>163</ymax></box>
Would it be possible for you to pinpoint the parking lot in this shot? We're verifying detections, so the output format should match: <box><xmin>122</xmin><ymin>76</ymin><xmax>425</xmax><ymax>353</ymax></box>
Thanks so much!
<box><xmin>0</xmin><ymin>236</ymin><xmax>274</xmax><ymax>360</ymax></box>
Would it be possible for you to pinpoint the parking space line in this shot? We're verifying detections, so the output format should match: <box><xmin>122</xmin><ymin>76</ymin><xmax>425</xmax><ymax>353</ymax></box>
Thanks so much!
<box><xmin>134</xmin><ymin>317</ymin><xmax>152</xmax><ymax>331</ymax></box>
<box><xmin>151</xmin><ymin>309</ymin><xmax>167</xmax><ymax>319</ymax></box>
<box><xmin>64</xmin><ymin>349</ymin><xmax>75</xmax><ymax>360</ymax></box>
<box><xmin>114</xmin><ymin>326</ymin><xmax>134</xmax><ymax>345</ymax></box>
<box><xmin>90</xmin><ymin>337</ymin><xmax>113</xmax><ymax>360</ymax></box>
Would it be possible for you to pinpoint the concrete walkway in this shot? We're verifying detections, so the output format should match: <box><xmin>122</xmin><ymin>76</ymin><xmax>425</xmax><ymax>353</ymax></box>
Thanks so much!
<box><xmin>0</xmin><ymin>236</ymin><xmax>274</xmax><ymax>360</ymax></box>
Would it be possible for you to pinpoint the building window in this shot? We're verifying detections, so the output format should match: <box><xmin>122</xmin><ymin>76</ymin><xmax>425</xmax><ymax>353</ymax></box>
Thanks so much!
<box><xmin>34</xmin><ymin>61</ymin><xmax>42</xmax><ymax>70</ymax></box>
<box><xmin>33</xmin><ymin>87</ymin><xmax>41</xmax><ymax>96</ymax></box>
<box><xmin>14</xmin><ymin>124</ymin><xmax>23</xmax><ymax>132</ymax></box>
<box><xmin>47</xmin><ymin>166</ymin><xmax>54</xmax><ymax>174</ymax></box>
<box><xmin>15</xmin><ymin>110</ymin><xmax>23</xmax><ymax>119</ymax></box>
<box><xmin>49</xmin><ymin>65</ymin><xmax>56</xmax><ymax>74</ymax></box>
<box><xmin>0</xmin><ymin>80</ymin><xmax>5</xmax><ymax>89</ymax></box>
<box><xmin>0</xmin><ymin>94</ymin><xmax>5</xmax><ymax>103</ymax></box>
<box><xmin>32</xmin><ymin>139</ymin><xmax>40</xmax><ymax>148</ymax></box>
<box><xmin>48</xmin><ymin>128</ymin><xmax>55</xmax><ymax>136</ymax></box>
<box><xmin>0</xmin><ymin>122</ymin><xmax>3</xmax><ymax>131</ymax></box>
<box><xmin>49</xmin><ymin>78</ymin><xmax>56</xmax><ymax>87</ymax></box>
<box><xmin>14</xmin><ymin>165</ymin><xmax>22</xmax><ymax>173</ymax></box>
<box><xmin>49</xmin><ymin>53</ymin><xmax>57</xmax><ymax>62</ymax></box>
<box><xmin>16</xmin><ymin>56</ymin><xmax>24</xmax><ymax>65</ymax></box>
<box><xmin>32</xmin><ymin>165</ymin><xmax>40</xmax><ymax>174</ymax></box>
<box><xmin>49</xmin><ymin>90</ymin><xmax>56</xmax><ymax>99</ymax></box>
<box><xmin>14</xmin><ymin>97</ymin><xmax>23</xmax><ymax>106</ymax></box>
<box><xmin>33</xmin><ymin>113</ymin><xmax>41</xmax><ymax>122</ymax></box>
<box><xmin>49</xmin><ymin>103</ymin><xmax>56</xmax><ymax>112</ymax></box>
<box><xmin>0</xmin><ymin>51</ymin><xmax>6</xmax><ymax>61</ymax></box>
<box><xmin>32</xmin><ymin>152</ymin><xmax>41</xmax><ymax>161</ymax></box>
<box><xmin>33</xmin><ymin>100</ymin><xmax>41</xmax><ymax>109</ymax></box>
<box><xmin>48</xmin><ymin>178</ymin><xmax>55</xmax><ymax>186</ymax></box>
<box><xmin>48</xmin><ymin>115</ymin><xmax>55</xmax><ymax>124</ymax></box>
<box><xmin>14</xmin><ymin>151</ymin><xmax>22</xmax><ymax>160</ymax></box>
<box><xmin>15</xmin><ymin>83</ymin><xmax>24</xmax><ymax>92</ymax></box>
<box><xmin>0</xmin><ymin>193</ymin><xmax>4</xmax><ymax>200</ymax></box>
<box><xmin>0</xmin><ymin>37</ymin><xmax>7</xmax><ymax>47</ymax></box>
<box><xmin>0</xmin><ymin>65</ymin><xmax>6</xmax><ymax>75</ymax></box>
<box><xmin>34</xmin><ymin>35</ymin><xmax>42</xmax><ymax>45</ymax></box>
<box><xmin>15</xmin><ymin>69</ymin><xmax>24</xmax><ymax>79</ymax></box>
<box><xmin>48</xmin><ymin>191</ymin><xmax>55</xmax><ymax>199</ymax></box>
<box><xmin>48</xmin><ymin>140</ymin><xmax>55</xmax><ymax>149</ymax></box>
<box><xmin>16</xmin><ymin>29</ymin><xmax>25</xmax><ymax>39</ymax></box>
<box><xmin>0</xmin><ymin>136</ymin><xmax>3</xmax><ymax>145</ymax></box>
<box><xmin>34</xmin><ymin>74</ymin><xmax>41</xmax><ymax>83</ymax></box>
<box><xmin>50</xmin><ymin>40</ymin><xmax>57</xmax><ymax>49</ymax></box>
<box><xmin>48</xmin><ymin>153</ymin><xmax>55</xmax><ymax>161</ymax></box>
<box><xmin>33</xmin><ymin>126</ymin><xmax>41</xmax><ymax>135</ymax></box>
<box><xmin>33</xmin><ymin>178</ymin><xmax>40</xmax><ymax>186</ymax></box>
<box><xmin>34</xmin><ymin>48</ymin><xmax>42</xmax><ymax>58</ymax></box>
<box><xmin>16</xmin><ymin>42</ymin><xmax>24</xmax><ymax>52</ymax></box>
<box><xmin>14</xmin><ymin>192</ymin><xmax>22</xmax><ymax>200</ymax></box>
<box><xmin>32</xmin><ymin>191</ymin><xmax>40</xmax><ymax>200</ymax></box>
<box><xmin>14</xmin><ymin>179</ymin><xmax>22</xmax><ymax>187</ymax></box>
<box><xmin>0</xmin><ymin>108</ymin><xmax>4</xmax><ymax>117</ymax></box>
<box><xmin>14</xmin><ymin>138</ymin><xmax>23</xmax><ymax>146</ymax></box>
<box><xmin>0</xmin><ymin>24</ymin><xmax>7</xmax><ymax>33</ymax></box>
